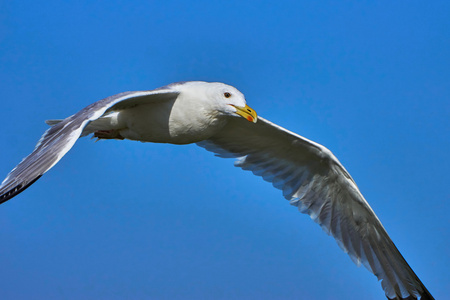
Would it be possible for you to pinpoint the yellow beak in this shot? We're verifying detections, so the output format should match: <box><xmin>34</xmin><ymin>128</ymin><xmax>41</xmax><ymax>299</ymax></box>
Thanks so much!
<box><xmin>233</xmin><ymin>104</ymin><xmax>258</xmax><ymax>123</ymax></box>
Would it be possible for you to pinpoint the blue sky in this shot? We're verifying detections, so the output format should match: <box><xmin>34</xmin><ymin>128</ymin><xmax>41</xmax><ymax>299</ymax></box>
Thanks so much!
<box><xmin>0</xmin><ymin>1</ymin><xmax>448</xmax><ymax>299</ymax></box>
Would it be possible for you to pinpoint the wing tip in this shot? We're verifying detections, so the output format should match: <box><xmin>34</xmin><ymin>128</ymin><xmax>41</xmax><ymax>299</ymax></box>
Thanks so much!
<box><xmin>0</xmin><ymin>175</ymin><xmax>42</xmax><ymax>205</ymax></box>
<box><xmin>386</xmin><ymin>289</ymin><xmax>434</xmax><ymax>300</ymax></box>
<box><xmin>416</xmin><ymin>286</ymin><xmax>435</xmax><ymax>300</ymax></box>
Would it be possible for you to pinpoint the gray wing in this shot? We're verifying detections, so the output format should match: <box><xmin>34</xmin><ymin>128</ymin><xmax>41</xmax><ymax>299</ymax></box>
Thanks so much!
<box><xmin>197</xmin><ymin>116</ymin><xmax>433</xmax><ymax>300</ymax></box>
<box><xmin>0</xmin><ymin>89</ymin><xmax>179</xmax><ymax>204</ymax></box>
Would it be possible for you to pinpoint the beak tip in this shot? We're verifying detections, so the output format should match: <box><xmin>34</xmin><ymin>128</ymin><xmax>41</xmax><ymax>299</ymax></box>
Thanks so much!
<box><xmin>234</xmin><ymin>104</ymin><xmax>258</xmax><ymax>123</ymax></box>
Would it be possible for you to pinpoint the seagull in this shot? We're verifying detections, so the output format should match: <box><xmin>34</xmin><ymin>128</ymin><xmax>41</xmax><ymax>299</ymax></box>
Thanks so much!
<box><xmin>0</xmin><ymin>81</ymin><xmax>434</xmax><ymax>300</ymax></box>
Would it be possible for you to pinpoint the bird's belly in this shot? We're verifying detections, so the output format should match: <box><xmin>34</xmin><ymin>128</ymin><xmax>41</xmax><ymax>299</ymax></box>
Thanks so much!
<box><xmin>117</xmin><ymin>103</ymin><xmax>224</xmax><ymax>145</ymax></box>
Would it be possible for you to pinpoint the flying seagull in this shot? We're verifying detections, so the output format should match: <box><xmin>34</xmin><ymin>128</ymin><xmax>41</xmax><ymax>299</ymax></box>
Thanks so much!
<box><xmin>0</xmin><ymin>81</ymin><xmax>433</xmax><ymax>300</ymax></box>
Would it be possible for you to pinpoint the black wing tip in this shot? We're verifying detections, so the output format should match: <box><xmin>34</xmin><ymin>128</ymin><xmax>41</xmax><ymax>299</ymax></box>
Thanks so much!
<box><xmin>0</xmin><ymin>175</ymin><xmax>42</xmax><ymax>205</ymax></box>
<box><xmin>386</xmin><ymin>287</ymin><xmax>434</xmax><ymax>300</ymax></box>
<box><xmin>418</xmin><ymin>287</ymin><xmax>435</xmax><ymax>300</ymax></box>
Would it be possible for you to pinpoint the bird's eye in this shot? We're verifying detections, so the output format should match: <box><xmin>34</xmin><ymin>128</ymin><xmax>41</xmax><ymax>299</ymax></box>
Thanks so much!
<box><xmin>224</xmin><ymin>92</ymin><xmax>231</xmax><ymax>98</ymax></box>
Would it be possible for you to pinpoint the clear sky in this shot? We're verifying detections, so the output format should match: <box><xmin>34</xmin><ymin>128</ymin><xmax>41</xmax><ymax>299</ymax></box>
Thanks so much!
<box><xmin>0</xmin><ymin>1</ymin><xmax>448</xmax><ymax>299</ymax></box>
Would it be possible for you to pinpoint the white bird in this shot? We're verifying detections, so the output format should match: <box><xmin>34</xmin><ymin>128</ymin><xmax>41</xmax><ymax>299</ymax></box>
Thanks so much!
<box><xmin>0</xmin><ymin>81</ymin><xmax>433</xmax><ymax>300</ymax></box>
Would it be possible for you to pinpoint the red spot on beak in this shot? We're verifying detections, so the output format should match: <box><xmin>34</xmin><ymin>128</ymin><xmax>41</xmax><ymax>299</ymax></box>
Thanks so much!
<box><xmin>247</xmin><ymin>116</ymin><xmax>253</xmax><ymax>122</ymax></box>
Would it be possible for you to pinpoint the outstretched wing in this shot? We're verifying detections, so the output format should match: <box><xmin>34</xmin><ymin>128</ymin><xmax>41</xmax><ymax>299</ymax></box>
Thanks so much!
<box><xmin>0</xmin><ymin>89</ymin><xmax>179</xmax><ymax>204</ymax></box>
<box><xmin>198</xmin><ymin>116</ymin><xmax>433</xmax><ymax>300</ymax></box>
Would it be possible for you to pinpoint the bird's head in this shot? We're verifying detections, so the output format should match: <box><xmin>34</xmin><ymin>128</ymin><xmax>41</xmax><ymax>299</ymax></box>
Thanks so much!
<box><xmin>209</xmin><ymin>82</ymin><xmax>258</xmax><ymax>123</ymax></box>
<box><xmin>173</xmin><ymin>81</ymin><xmax>258</xmax><ymax>124</ymax></box>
